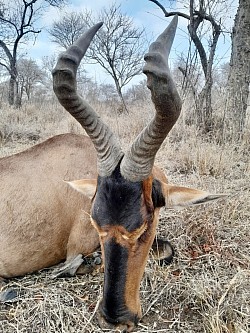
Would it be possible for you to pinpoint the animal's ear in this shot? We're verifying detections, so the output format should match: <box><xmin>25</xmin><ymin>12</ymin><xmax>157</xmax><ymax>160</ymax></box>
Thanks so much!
<box><xmin>161</xmin><ymin>183</ymin><xmax>226</xmax><ymax>209</ymax></box>
<box><xmin>65</xmin><ymin>179</ymin><xmax>97</xmax><ymax>199</ymax></box>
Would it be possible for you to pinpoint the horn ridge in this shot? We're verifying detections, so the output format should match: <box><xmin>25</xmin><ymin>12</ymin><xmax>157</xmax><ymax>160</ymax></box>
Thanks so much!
<box><xmin>53</xmin><ymin>22</ymin><xmax>123</xmax><ymax>177</ymax></box>
<box><xmin>120</xmin><ymin>16</ymin><xmax>182</xmax><ymax>182</ymax></box>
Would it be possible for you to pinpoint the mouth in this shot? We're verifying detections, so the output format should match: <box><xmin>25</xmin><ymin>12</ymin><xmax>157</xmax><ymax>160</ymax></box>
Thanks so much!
<box><xmin>97</xmin><ymin>307</ymin><xmax>137</xmax><ymax>333</ymax></box>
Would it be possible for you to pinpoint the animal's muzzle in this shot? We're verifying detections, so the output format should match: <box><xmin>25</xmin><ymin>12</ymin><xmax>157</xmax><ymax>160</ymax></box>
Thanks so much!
<box><xmin>97</xmin><ymin>301</ymin><xmax>139</xmax><ymax>332</ymax></box>
<box><xmin>96</xmin><ymin>238</ymin><xmax>141</xmax><ymax>331</ymax></box>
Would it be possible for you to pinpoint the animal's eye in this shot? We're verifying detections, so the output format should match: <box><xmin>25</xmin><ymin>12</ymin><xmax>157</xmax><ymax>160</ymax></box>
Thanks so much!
<box><xmin>123</xmin><ymin>222</ymin><xmax>148</xmax><ymax>242</ymax></box>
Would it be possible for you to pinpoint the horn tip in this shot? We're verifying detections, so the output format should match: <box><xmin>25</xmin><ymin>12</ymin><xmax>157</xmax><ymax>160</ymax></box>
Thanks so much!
<box><xmin>171</xmin><ymin>15</ymin><xmax>178</xmax><ymax>26</ymax></box>
<box><xmin>163</xmin><ymin>14</ymin><xmax>178</xmax><ymax>37</ymax></box>
<box><xmin>90</xmin><ymin>22</ymin><xmax>103</xmax><ymax>35</ymax></box>
<box><xmin>96</xmin><ymin>22</ymin><xmax>104</xmax><ymax>29</ymax></box>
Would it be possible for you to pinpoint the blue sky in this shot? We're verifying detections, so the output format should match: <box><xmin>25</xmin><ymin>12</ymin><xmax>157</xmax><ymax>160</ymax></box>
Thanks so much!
<box><xmin>25</xmin><ymin>0</ymin><xmax>238</xmax><ymax>86</ymax></box>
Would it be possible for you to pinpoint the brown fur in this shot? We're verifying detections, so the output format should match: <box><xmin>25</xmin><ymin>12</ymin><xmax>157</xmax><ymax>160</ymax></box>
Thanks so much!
<box><xmin>0</xmin><ymin>133</ymin><xmax>99</xmax><ymax>278</ymax></box>
<box><xmin>124</xmin><ymin>177</ymin><xmax>160</xmax><ymax>319</ymax></box>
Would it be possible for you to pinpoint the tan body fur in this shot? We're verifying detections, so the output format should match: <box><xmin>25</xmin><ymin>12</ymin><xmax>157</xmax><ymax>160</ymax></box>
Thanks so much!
<box><xmin>0</xmin><ymin>133</ymin><xmax>99</xmax><ymax>278</ymax></box>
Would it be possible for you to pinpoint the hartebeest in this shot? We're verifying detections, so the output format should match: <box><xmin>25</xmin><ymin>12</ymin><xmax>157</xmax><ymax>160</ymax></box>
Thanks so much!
<box><xmin>0</xmin><ymin>17</ymin><xmax>224</xmax><ymax>331</ymax></box>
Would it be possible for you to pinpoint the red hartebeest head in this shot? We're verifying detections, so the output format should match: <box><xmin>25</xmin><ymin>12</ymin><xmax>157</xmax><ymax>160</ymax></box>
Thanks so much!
<box><xmin>52</xmin><ymin>17</ymin><xmax>222</xmax><ymax>332</ymax></box>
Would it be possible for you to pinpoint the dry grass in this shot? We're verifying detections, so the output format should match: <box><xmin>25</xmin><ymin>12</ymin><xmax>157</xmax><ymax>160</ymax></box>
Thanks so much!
<box><xmin>0</xmin><ymin>101</ymin><xmax>249</xmax><ymax>332</ymax></box>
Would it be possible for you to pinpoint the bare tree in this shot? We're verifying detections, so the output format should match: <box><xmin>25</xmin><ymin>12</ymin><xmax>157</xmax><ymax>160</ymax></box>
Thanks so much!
<box><xmin>49</xmin><ymin>11</ymin><xmax>87</xmax><ymax>49</ymax></box>
<box><xmin>49</xmin><ymin>4</ymin><xmax>148</xmax><ymax>113</ymax></box>
<box><xmin>88</xmin><ymin>4</ymin><xmax>148</xmax><ymax>113</ymax></box>
<box><xmin>150</xmin><ymin>0</ymin><xmax>223</xmax><ymax>132</ymax></box>
<box><xmin>17</xmin><ymin>58</ymin><xmax>45</xmax><ymax>102</ymax></box>
<box><xmin>0</xmin><ymin>0</ymin><xmax>66</xmax><ymax>107</ymax></box>
<box><xmin>227</xmin><ymin>0</ymin><xmax>250</xmax><ymax>139</ymax></box>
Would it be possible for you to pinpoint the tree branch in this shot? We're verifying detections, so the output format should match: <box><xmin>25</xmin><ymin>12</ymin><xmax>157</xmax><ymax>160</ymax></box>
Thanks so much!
<box><xmin>0</xmin><ymin>40</ymin><xmax>13</xmax><ymax>63</ymax></box>
<box><xmin>149</xmin><ymin>0</ymin><xmax>190</xmax><ymax>20</ymax></box>
<box><xmin>0</xmin><ymin>60</ymin><xmax>10</xmax><ymax>73</ymax></box>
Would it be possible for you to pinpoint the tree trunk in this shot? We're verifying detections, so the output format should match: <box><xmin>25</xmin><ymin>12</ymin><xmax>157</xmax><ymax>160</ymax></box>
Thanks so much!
<box><xmin>113</xmin><ymin>77</ymin><xmax>129</xmax><ymax>114</ymax></box>
<box><xmin>8</xmin><ymin>76</ymin><xmax>16</xmax><ymax>106</ymax></box>
<box><xmin>8</xmin><ymin>62</ymin><xmax>18</xmax><ymax>106</ymax></box>
<box><xmin>196</xmin><ymin>79</ymin><xmax>213</xmax><ymax>133</ymax></box>
<box><xmin>227</xmin><ymin>0</ymin><xmax>250</xmax><ymax>139</ymax></box>
<box><xmin>15</xmin><ymin>78</ymin><xmax>23</xmax><ymax>108</ymax></box>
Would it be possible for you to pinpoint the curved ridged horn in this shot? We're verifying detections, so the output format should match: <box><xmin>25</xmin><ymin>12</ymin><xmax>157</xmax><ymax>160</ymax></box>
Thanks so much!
<box><xmin>120</xmin><ymin>16</ymin><xmax>182</xmax><ymax>182</ymax></box>
<box><xmin>52</xmin><ymin>22</ymin><xmax>123</xmax><ymax>177</ymax></box>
